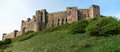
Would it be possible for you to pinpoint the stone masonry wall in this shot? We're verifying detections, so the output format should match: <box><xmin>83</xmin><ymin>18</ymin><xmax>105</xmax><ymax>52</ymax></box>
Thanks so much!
<box><xmin>47</xmin><ymin>11</ymin><xmax>67</xmax><ymax>28</ymax></box>
<box><xmin>3</xmin><ymin>30</ymin><xmax>21</xmax><ymax>39</ymax></box>
<box><xmin>78</xmin><ymin>9</ymin><xmax>89</xmax><ymax>19</ymax></box>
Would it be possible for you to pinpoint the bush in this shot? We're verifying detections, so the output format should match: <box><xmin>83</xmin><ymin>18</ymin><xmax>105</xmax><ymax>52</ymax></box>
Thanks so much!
<box><xmin>103</xmin><ymin>22</ymin><xmax>120</xmax><ymax>35</ymax></box>
<box><xmin>0</xmin><ymin>41</ymin><xmax>3</xmax><ymax>47</ymax></box>
<box><xmin>25</xmin><ymin>31</ymin><xmax>34</xmax><ymax>34</ymax></box>
<box><xmin>12</xmin><ymin>32</ymin><xmax>38</xmax><ymax>42</ymax></box>
<box><xmin>43</xmin><ymin>24</ymin><xmax>70</xmax><ymax>32</ymax></box>
<box><xmin>68</xmin><ymin>20</ymin><xmax>89</xmax><ymax>34</ymax></box>
<box><xmin>86</xmin><ymin>17</ymin><xmax>120</xmax><ymax>36</ymax></box>
<box><xmin>3</xmin><ymin>39</ymin><xmax>12</xmax><ymax>45</ymax></box>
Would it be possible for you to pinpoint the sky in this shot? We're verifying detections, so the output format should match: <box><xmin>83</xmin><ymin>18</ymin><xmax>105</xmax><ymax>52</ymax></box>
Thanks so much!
<box><xmin>0</xmin><ymin>0</ymin><xmax>120</xmax><ymax>40</ymax></box>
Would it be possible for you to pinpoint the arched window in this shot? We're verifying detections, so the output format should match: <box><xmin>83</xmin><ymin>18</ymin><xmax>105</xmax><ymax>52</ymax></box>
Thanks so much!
<box><xmin>61</xmin><ymin>18</ymin><xmax>64</xmax><ymax>25</ymax></box>
<box><xmin>57</xmin><ymin>19</ymin><xmax>60</xmax><ymax>26</ymax></box>
<box><xmin>65</xmin><ymin>18</ymin><xmax>67</xmax><ymax>24</ymax></box>
<box><xmin>22</xmin><ymin>27</ymin><xmax>26</xmax><ymax>34</ymax></box>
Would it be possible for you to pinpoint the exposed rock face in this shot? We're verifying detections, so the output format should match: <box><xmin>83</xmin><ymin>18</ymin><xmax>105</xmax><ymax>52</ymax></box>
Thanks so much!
<box><xmin>3</xmin><ymin>5</ymin><xmax>100</xmax><ymax>40</ymax></box>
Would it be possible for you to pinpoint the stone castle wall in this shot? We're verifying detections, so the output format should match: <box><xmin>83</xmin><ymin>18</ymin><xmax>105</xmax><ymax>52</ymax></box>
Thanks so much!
<box><xmin>3</xmin><ymin>30</ymin><xmax>22</xmax><ymax>39</ymax></box>
<box><xmin>3</xmin><ymin>32</ymin><xmax>15</xmax><ymax>39</ymax></box>
<box><xmin>2</xmin><ymin>5</ymin><xmax>100</xmax><ymax>40</ymax></box>
<box><xmin>47</xmin><ymin>11</ymin><xmax>67</xmax><ymax>28</ymax></box>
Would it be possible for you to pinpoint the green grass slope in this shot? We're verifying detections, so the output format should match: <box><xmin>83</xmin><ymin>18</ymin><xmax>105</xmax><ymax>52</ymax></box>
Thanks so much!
<box><xmin>3</xmin><ymin>17</ymin><xmax>120</xmax><ymax>52</ymax></box>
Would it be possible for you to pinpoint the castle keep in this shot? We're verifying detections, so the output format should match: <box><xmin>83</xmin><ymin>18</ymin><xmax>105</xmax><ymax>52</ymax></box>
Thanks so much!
<box><xmin>3</xmin><ymin>5</ymin><xmax>100</xmax><ymax>40</ymax></box>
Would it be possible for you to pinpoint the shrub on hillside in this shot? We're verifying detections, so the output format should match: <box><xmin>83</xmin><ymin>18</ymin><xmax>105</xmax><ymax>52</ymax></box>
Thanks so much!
<box><xmin>3</xmin><ymin>39</ymin><xmax>12</xmax><ymax>45</ymax></box>
<box><xmin>0</xmin><ymin>41</ymin><xmax>3</xmax><ymax>47</ymax></box>
<box><xmin>25</xmin><ymin>31</ymin><xmax>34</xmax><ymax>34</ymax></box>
<box><xmin>86</xmin><ymin>17</ymin><xmax>120</xmax><ymax>36</ymax></box>
<box><xmin>103</xmin><ymin>22</ymin><xmax>120</xmax><ymax>35</ymax></box>
<box><xmin>89</xmin><ymin>18</ymin><xmax>99</xmax><ymax>22</ymax></box>
<box><xmin>69</xmin><ymin>20</ymin><xmax>89</xmax><ymax>34</ymax></box>
<box><xmin>12</xmin><ymin>32</ymin><xmax>38</xmax><ymax>42</ymax></box>
<box><xmin>43</xmin><ymin>24</ymin><xmax>70</xmax><ymax>32</ymax></box>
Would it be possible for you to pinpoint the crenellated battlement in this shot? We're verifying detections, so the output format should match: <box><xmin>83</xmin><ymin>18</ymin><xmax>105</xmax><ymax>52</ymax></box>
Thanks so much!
<box><xmin>2</xmin><ymin>5</ymin><xmax>100</xmax><ymax>40</ymax></box>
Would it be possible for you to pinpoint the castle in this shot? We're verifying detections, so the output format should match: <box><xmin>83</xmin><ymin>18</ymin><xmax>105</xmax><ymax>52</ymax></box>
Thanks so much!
<box><xmin>2</xmin><ymin>5</ymin><xmax>100</xmax><ymax>40</ymax></box>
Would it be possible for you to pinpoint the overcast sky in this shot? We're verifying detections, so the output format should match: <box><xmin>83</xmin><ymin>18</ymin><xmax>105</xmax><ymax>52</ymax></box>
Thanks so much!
<box><xmin>0</xmin><ymin>0</ymin><xmax>120</xmax><ymax>40</ymax></box>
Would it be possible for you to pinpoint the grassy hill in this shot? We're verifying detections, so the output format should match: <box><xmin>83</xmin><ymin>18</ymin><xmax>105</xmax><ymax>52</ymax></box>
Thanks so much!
<box><xmin>1</xmin><ymin>17</ymin><xmax>120</xmax><ymax>52</ymax></box>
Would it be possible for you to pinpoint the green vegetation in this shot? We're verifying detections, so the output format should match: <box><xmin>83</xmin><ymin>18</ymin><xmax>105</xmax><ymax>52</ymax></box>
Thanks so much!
<box><xmin>1</xmin><ymin>16</ymin><xmax>120</xmax><ymax>52</ymax></box>
<box><xmin>86</xmin><ymin>17</ymin><xmax>120</xmax><ymax>36</ymax></box>
<box><xmin>69</xmin><ymin>20</ymin><xmax>89</xmax><ymax>34</ymax></box>
<box><xmin>12</xmin><ymin>31</ymin><xmax>36</xmax><ymax>42</ymax></box>
<box><xmin>3</xmin><ymin>39</ymin><xmax>12</xmax><ymax>45</ymax></box>
<box><xmin>0</xmin><ymin>39</ymin><xmax>12</xmax><ymax>52</ymax></box>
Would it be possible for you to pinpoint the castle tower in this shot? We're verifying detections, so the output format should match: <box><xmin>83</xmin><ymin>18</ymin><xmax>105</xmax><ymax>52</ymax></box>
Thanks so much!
<box><xmin>66</xmin><ymin>7</ymin><xmax>78</xmax><ymax>23</ymax></box>
<box><xmin>32</xmin><ymin>15</ymin><xmax>36</xmax><ymax>22</ymax></box>
<box><xmin>34</xmin><ymin>10</ymin><xmax>42</xmax><ymax>31</ymax></box>
<box><xmin>34</xmin><ymin>9</ymin><xmax>48</xmax><ymax>31</ymax></box>
<box><xmin>89</xmin><ymin>5</ymin><xmax>100</xmax><ymax>18</ymax></box>
<box><xmin>13</xmin><ymin>30</ymin><xmax>18</xmax><ymax>37</ymax></box>
<box><xmin>21</xmin><ymin>20</ymin><xmax>26</xmax><ymax>34</ymax></box>
<box><xmin>2</xmin><ymin>33</ymin><xmax>7</xmax><ymax>40</ymax></box>
<box><xmin>41</xmin><ymin>9</ymin><xmax>48</xmax><ymax>29</ymax></box>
